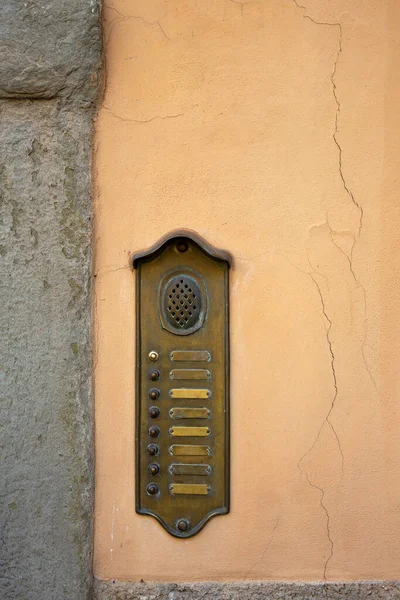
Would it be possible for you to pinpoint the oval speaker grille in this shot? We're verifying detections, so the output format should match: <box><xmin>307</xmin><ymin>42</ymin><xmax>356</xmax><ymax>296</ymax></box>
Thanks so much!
<box><xmin>165</xmin><ymin>274</ymin><xmax>202</xmax><ymax>331</ymax></box>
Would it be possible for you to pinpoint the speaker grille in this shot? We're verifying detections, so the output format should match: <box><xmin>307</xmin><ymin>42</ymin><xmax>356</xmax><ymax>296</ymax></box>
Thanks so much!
<box><xmin>165</xmin><ymin>275</ymin><xmax>201</xmax><ymax>331</ymax></box>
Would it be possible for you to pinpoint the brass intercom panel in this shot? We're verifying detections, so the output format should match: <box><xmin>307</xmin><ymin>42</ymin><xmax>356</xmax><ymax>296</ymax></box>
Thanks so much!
<box><xmin>133</xmin><ymin>231</ymin><xmax>231</xmax><ymax>538</ymax></box>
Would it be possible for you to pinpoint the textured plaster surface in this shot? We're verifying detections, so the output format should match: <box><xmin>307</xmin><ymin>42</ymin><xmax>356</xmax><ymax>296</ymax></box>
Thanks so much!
<box><xmin>0</xmin><ymin>2</ymin><xmax>101</xmax><ymax>599</ymax></box>
<box><xmin>94</xmin><ymin>0</ymin><xmax>400</xmax><ymax>584</ymax></box>
<box><xmin>94</xmin><ymin>580</ymin><xmax>400</xmax><ymax>600</ymax></box>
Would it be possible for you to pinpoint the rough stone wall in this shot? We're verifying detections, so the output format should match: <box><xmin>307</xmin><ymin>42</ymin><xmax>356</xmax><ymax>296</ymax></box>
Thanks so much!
<box><xmin>93</xmin><ymin>580</ymin><xmax>400</xmax><ymax>600</ymax></box>
<box><xmin>0</xmin><ymin>2</ymin><xmax>101</xmax><ymax>599</ymax></box>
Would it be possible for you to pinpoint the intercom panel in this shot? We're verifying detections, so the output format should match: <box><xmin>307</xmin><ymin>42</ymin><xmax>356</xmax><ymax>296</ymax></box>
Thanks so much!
<box><xmin>133</xmin><ymin>231</ymin><xmax>231</xmax><ymax>537</ymax></box>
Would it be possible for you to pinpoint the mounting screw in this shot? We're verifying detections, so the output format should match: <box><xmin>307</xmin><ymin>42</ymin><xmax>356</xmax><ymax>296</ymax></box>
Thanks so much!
<box><xmin>177</xmin><ymin>519</ymin><xmax>189</xmax><ymax>532</ymax></box>
<box><xmin>176</xmin><ymin>240</ymin><xmax>189</xmax><ymax>253</ymax></box>
<box><xmin>148</xmin><ymin>351</ymin><xmax>159</xmax><ymax>362</ymax></box>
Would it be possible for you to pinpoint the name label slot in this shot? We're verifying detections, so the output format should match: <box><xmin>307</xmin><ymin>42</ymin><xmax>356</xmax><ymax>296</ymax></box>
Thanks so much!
<box><xmin>169</xmin><ymin>388</ymin><xmax>211</xmax><ymax>399</ymax></box>
<box><xmin>170</xmin><ymin>426</ymin><xmax>211</xmax><ymax>437</ymax></box>
<box><xmin>169</xmin><ymin>444</ymin><xmax>211</xmax><ymax>456</ymax></box>
<box><xmin>169</xmin><ymin>463</ymin><xmax>212</xmax><ymax>476</ymax></box>
<box><xmin>169</xmin><ymin>407</ymin><xmax>210</xmax><ymax>420</ymax></box>
<box><xmin>170</xmin><ymin>350</ymin><xmax>211</xmax><ymax>362</ymax></box>
<box><xmin>170</xmin><ymin>369</ymin><xmax>211</xmax><ymax>380</ymax></box>
<box><xmin>170</xmin><ymin>483</ymin><xmax>210</xmax><ymax>496</ymax></box>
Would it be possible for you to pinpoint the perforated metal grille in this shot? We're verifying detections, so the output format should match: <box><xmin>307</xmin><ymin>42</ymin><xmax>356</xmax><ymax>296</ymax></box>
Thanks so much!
<box><xmin>165</xmin><ymin>275</ymin><xmax>201</xmax><ymax>330</ymax></box>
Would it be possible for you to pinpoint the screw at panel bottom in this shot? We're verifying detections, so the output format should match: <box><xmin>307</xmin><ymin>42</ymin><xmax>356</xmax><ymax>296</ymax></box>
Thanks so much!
<box><xmin>177</xmin><ymin>519</ymin><xmax>189</xmax><ymax>532</ymax></box>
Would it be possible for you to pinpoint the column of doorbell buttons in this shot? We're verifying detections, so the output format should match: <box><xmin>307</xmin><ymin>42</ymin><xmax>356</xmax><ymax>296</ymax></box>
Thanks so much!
<box><xmin>147</xmin><ymin>351</ymin><xmax>160</xmax><ymax>494</ymax></box>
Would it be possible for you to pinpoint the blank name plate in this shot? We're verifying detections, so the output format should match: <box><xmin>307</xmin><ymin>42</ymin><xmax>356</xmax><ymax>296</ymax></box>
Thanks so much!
<box><xmin>133</xmin><ymin>232</ymin><xmax>230</xmax><ymax>538</ymax></box>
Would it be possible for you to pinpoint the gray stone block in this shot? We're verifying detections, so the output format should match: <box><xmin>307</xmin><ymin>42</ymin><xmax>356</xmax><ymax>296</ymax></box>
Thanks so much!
<box><xmin>0</xmin><ymin>100</ymin><xmax>95</xmax><ymax>599</ymax></box>
<box><xmin>0</xmin><ymin>0</ymin><xmax>101</xmax><ymax>100</ymax></box>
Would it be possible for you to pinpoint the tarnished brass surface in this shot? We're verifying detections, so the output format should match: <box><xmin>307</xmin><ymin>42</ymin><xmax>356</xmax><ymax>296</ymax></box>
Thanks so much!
<box><xmin>169</xmin><ymin>444</ymin><xmax>211</xmax><ymax>456</ymax></box>
<box><xmin>170</xmin><ymin>426</ymin><xmax>211</xmax><ymax>437</ymax></box>
<box><xmin>170</xmin><ymin>369</ymin><xmax>211</xmax><ymax>380</ymax></box>
<box><xmin>170</xmin><ymin>350</ymin><xmax>211</xmax><ymax>362</ymax></box>
<box><xmin>133</xmin><ymin>232</ymin><xmax>230</xmax><ymax>538</ymax></box>
<box><xmin>169</xmin><ymin>407</ymin><xmax>210</xmax><ymax>419</ymax></box>
<box><xmin>169</xmin><ymin>388</ymin><xmax>211</xmax><ymax>399</ymax></box>
<box><xmin>170</xmin><ymin>483</ymin><xmax>210</xmax><ymax>496</ymax></box>
<box><xmin>169</xmin><ymin>463</ymin><xmax>212</xmax><ymax>476</ymax></box>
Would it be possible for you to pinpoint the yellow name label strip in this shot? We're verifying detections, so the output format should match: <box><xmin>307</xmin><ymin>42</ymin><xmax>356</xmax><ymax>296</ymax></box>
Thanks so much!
<box><xmin>170</xmin><ymin>350</ymin><xmax>211</xmax><ymax>362</ymax></box>
<box><xmin>169</xmin><ymin>463</ymin><xmax>212</xmax><ymax>476</ymax></box>
<box><xmin>169</xmin><ymin>388</ymin><xmax>211</xmax><ymax>399</ymax></box>
<box><xmin>170</xmin><ymin>369</ymin><xmax>211</xmax><ymax>380</ymax></box>
<box><xmin>169</xmin><ymin>445</ymin><xmax>211</xmax><ymax>456</ymax></box>
<box><xmin>169</xmin><ymin>407</ymin><xmax>210</xmax><ymax>419</ymax></box>
<box><xmin>170</xmin><ymin>426</ymin><xmax>211</xmax><ymax>437</ymax></box>
<box><xmin>170</xmin><ymin>483</ymin><xmax>210</xmax><ymax>496</ymax></box>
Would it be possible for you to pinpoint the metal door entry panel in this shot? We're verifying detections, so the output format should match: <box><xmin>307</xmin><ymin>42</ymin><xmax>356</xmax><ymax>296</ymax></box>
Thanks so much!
<box><xmin>133</xmin><ymin>231</ymin><xmax>231</xmax><ymax>537</ymax></box>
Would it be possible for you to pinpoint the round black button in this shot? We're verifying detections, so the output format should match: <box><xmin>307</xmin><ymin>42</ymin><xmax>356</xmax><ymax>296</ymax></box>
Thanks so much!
<box><xmin>148</xmin><ymin>463</ymin><xmax>160</xmax><ymax>475</ymax></box>
<box><xmin>148</xmin><ymin>406</ymin><xmax>160</xmax><ymax>419</ymax></box>
<box><xmin>146</xmin><ymin>483</ymin><xmax>159</xmax><ymax>495</ymax></box>
<box><xmin>148</xmin><ymin>388</ymin><xmax>160</xmax><ymax>400</ymax></box>
<box><xmin>149</xmin><ymin>426</ymin><xmax>160</xmax><ymax>438</ymax></box>
<box><xmin>146</xmin><ymin>444</ymin><xmax>159</xmax><ymax>456</ymax></box>
<box><xmin>149</xmin><ymin>369</ymin><xmax>160</xmax><ymax>381</ymax></box>
<box><xmin>177</xmin><ymin>519</ymin><xmax>189</xmax><ymax>532</ymax></box>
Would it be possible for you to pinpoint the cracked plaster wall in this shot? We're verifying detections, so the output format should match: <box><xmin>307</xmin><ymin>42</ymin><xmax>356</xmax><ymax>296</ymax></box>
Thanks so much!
<box><xmin>94</xmin><ymin>0</ymin><xmax>400</xmax><ymax>583</ymax></box>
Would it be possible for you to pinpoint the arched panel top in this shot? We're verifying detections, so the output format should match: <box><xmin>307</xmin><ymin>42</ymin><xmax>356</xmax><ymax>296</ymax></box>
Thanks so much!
<box><xmin>132</xmin><ymin>229</ymin><xmax>233</xmax><ymax>269</ymax></box>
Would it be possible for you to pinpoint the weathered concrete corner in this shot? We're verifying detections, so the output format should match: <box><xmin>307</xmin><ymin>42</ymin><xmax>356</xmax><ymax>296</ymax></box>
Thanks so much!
<box><xmin>0</xmin><ymin>2</ymin><xmax>101</xmax><ymax>599</ymax></box>
<box><xmin>0</xmin><ymin>0</ymin><xmax>101</xmax><ymax>100</ymax></box>
<box><xmin>93</xmin><ymin>580</ymin><xmax>400</xmax><ymax>600</ymax></box>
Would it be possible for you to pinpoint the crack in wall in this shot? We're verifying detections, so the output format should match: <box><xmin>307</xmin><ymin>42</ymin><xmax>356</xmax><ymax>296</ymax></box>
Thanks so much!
<box><xmin>304</xmin><ymin>265</ymin><xmax>344</xmax><ymax>474</ymax></box>
<box><xmin>103</xmin><ymin>104</ymin><xmax>185</xmax><ymax>124</ymax></box>
<box><xmin>290</xmin><ymin>0</ymin><xmax>344</xmax><ymax>581</ymax></box>
<box><xmin>236</xmin><ymin>245</ymin><xmax>342</xmax><ymax>580</ymax></box>
<box><xmin>100</xmin><ymin>7</ymin><xmax>192</xmax><ymax>126</ymax></box>
<box><xmin>326</xmin><ymin>221</ymin><xmax>377</xmax><ymax>390</ymax></box>
<box><xmin>292</xmin><ymin>6</ymin><xmax>363</xmax><ymax>235</ymax></box>
<box><xmin>331</xmin><ymin>30</ymin><xmax>364</xmax><ymax>239</ymax></box>
<box><xmin>292</xmin><ymin>0</ymin><xmax>375</xmax><ymax>389</ymax></box>
<box><xmin>95</xmin><ymin>265</ymin><xmax>131</xmax><ymax>278</ymax></box>
<box><xmin>242</xmin><ymin>517</ymin><xmax>280</xmax><ymax>579</ymax></box>
<box><xmin>229</xmin><ymin>0</ymin><xmax>245</xmax><ymax>16</ymax></box>
<box><xmin>296</xmin><ymin>260</ymin><xmax>343</xmax><ymax>584</ymax></box>
<box><xmin>291</xmin><ymin>0</ymin><xmax>380</xmax><ymax>579</ymax></box>
<box><xmin>103</xmin><ymin>4</ymin><xmax>170</xmax><ymax>42</ymax></box>
<box><xmin>304</xmin><ymin>473</ymin><xmax>334</xmax><ymax>582</ymax></box>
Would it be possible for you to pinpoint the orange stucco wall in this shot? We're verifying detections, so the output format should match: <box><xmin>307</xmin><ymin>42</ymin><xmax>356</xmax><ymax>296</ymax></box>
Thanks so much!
<box><xmin>94</xmin><ymin>0</ymin><xmax>400</xmax><ymax>582</ymax></box>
